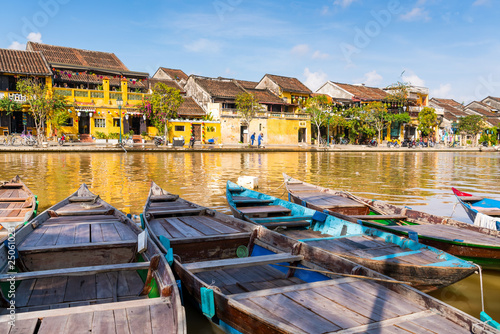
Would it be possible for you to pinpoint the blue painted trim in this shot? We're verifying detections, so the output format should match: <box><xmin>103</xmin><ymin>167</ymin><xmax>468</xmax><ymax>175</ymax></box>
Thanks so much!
<box><xmin>371</xmin><ymin>250</ymin><xmax>421</xmax><ymax>260</ymax></box>
<box><xmin>201</xmin><ymin>287</ymin><xmax>215</xmax><ymax>318</ymax></box>
<box><xmin>357</xmin><ymin>219</ymin><xmax>363</xmax><ymax>226</ymax></box>
<box><xmin>312</xmin><ymin>211</ymin><xmax>327</xmax><ymax>222</ymax></box>
<box><xmin>219</xmin><ymin>320</ymin><xmax>244</xmax><ymax>334</ymax></box>
<box><xmin>299</xmin><ymin>234</ymin><xmax>364</xmax><ymax>242</ymax></box>
<box><xmin>288</xmin><ymin>193</ymin><xmax>291</xmax><ymax>202</ymax></box>
<box><xmin>481</xmin><ymin>311</ymin><xmax>500</xmax><ymax>329</ymax></box>
<box><xmin>140</xmin><ymin>213</ymin><xmax>145</xmax><ymax>230</ymax></box>
<box><xmin>408</xmin><ymin>231</ymin><xmax>418</xmax><ymax>242</ymax></box>
<box><xmin>159</xmin><ymin>235</ymin><xmax>173</xmax><ymax>266</ymax></box>
<box><xmin>176</xmin><ymin>280</ymin><xmax>184</xmax><ymax>305</ymax></box>
<box><xmin>424</xmin><ymin>259</ymin><xmax>473</xmax><ymax>268</ymax></box>
<box><xmin>301</xmin><ymin>200</ymin><xmax>307</xmax><ymax>207</ymax></box>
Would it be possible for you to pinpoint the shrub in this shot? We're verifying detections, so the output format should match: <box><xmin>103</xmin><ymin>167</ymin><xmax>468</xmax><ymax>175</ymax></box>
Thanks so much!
<box><xmin>95</xmin><ymin>131</ymin><xmax>108</xmax><ymax>139</ymax></box>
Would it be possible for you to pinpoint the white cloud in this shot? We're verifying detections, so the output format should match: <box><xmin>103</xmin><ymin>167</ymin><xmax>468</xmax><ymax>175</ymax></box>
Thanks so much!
<box><xmin>333</xmin><ymin>0</ymin><xmax>358</xmax><ymax>8</ymax></box>
<box><xmin>291</xmin><ymin>44</ymin><xmax>310</xmax><ymax>56</ymax></box>
<box><xmin>402</xmin><ymin>70</ymin><xmax>426</xmax><ymax>87</ymax></box>
<box><xmin>7</xmin><ymin>31</ymin><xmax>42</xmax><ymax>50</ymax></box>
<box><xmin>27</xmin><ymin>32</ymin><xmax>42</xmax><ymax>43</ymax></box>
<box><xmin>400</xmin><ymin>7</ymin><xmax>430</xmax><ymax>22</ymax></box>
<box><xmin>303</xmin><ymin>68</ymin><xmax>328</xmax><ymax>92</ymax></box>
<box><xmin>312</xmin><ymin>50</ymin><xmax>329</xmax><ymax>60</ymax></box>
<box><xmin>358</xmin><ymin>70</ymin><xmax>383</xmax><ymax>86</ymax></box>
<box><xmin>321</xmin><ymin>6</ymin><xmax>329</xmax><ymax>15</ymax></box>
<box><xmin>8</xmin><ymin>41</ymin><xmax>24</xmax><ymax>50</ymax></box>
<box><xmin>184</xmin><ymin>38</ymin><xmax>219</xmax><ymax>53</ymax></box>
<box><xmin>432</xmin><ymin>83</ymin><xmax>452</xmax><ymax>97</ymax></box>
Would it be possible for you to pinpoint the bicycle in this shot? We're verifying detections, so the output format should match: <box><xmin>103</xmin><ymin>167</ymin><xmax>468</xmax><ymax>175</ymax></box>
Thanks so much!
<box><xmin>121</xmin><ymin>134</ymin><xmax>134</xmax><ymax>147</ymax></box>
<box><xmin>20</xmin><ymin>131</ymin><xmax>37</xmax><ymax>146</ymax></box>
<box><xmin>340</xmin><ymin>138</ymin><xmax>349</xmax><ymax>145</ymax></box>
<box><xmin>387</xmin><ymin>139</ymin><xmax>400</xmax><ymax>148</ymax></box>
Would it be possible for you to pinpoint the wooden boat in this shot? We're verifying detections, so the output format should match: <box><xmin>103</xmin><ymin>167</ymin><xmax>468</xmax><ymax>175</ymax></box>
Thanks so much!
<box><xmin>0</xmin><ymin>175</ymin><xmax>38</xmax><ymax>238</ymax></box>
<box><xmin>143</xmin><ymin>181</ymin><xmax>498</xmax><ymax>334</ymax></box>
<box><xmin>226</xmin><ymin>181</ymin><xmax>476</xmax><ymax>292</ymax></box>
<box><xmin>283</xmin><ymin>173</ymin><xmax>500</xmax><ymax>270</ymax></box>
<box><xmin>452</xmin><ymin>187</ymin><xmax>500</xmax><ymax>231</ymax></box>
<box><xmin>0</xmin><ymin>184</ymin><xmax>185</xmax><ymax>333</ymax></box>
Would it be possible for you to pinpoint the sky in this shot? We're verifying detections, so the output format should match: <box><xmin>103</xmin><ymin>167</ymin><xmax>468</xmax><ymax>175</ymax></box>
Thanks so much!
<box><xmin>1</xmin><ymin>0</ymin><xmax>499</xmax><ymax>104</ymax></box>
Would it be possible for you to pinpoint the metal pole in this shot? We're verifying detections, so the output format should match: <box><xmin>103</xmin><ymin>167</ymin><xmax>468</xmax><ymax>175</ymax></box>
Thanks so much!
<box><xmin>327</xmin><ymin>116</ymin><xmax>330</xmax><ymax>147</ymax></box>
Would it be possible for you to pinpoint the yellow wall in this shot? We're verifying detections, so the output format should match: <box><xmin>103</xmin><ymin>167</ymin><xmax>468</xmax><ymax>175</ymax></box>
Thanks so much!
<box><xmin>267</xmin><ymin>118</ymin><xmax>310</xmax><ymax>144</ymax></box>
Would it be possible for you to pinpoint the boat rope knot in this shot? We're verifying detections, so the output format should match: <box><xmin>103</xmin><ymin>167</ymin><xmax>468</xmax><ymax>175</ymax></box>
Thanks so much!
<box><xmin>450</xmin><ymin>202</ymin><xmax>459</xmax><ymax>218</ymax></box>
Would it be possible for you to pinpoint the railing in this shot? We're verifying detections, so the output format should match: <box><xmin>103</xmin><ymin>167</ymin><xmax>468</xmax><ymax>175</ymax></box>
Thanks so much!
<box><xmin>0</xmin><ymin>91</ymin><xmax>28</xmax><ymax>101</ymax></box>
<box><xmin>128</xmin><ymin>93</ymin><xmax>144</xmax><ymax>101</ymax></box>
<box><xmin>109</xmin><ymin>92</ymin><xmax>122</xmax><ymax>100</ymax></box>
<box><xmin>90</xmin><ymin>91</ymin><xmax>104</xmax><ymax>98</ymax></box>
<box><xmin>74</xmin><ymin>89</ymin><xmax>89</xmax><ymax>98</ymax></box>
<box><xmin>54</xmin><ymin>88</ymin><xmax>72</xmax><ymax>97</ymax></box>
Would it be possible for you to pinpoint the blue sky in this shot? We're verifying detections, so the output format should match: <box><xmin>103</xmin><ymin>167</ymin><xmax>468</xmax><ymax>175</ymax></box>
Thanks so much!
<box><xmin>1</xmin><ymin>0</ymin><xmax>499</xmax><ymax>103</ymax></box>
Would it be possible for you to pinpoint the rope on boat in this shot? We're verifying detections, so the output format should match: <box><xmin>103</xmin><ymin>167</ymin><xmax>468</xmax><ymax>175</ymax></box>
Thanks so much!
<box><xmin>476</xmin><ymin>263</ymin><xmax>485</xmax><ymax>316</ymax></box>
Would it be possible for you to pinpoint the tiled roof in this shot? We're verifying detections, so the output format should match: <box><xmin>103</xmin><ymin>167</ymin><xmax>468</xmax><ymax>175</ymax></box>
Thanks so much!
<box><xmin>486</xmin><ymin>118</ymin><xmax>500</xmax><ymax>127</ymax></box>
<box><xmin>236</xmin><ymin>80</ymin><xmax>258</xmax><ymax>89</ymax></box>
<box><xmin>431</xmin><ymin>100</ymin><xmax>468</xmax><ymax>117</ymax></box>
<box><xmin>265</xmin><ymin>74</ymin><xmax>312</xmax><ymax>94</ymax></box>
<box><xmin>247</xmin><ymin>89</ymin><xmax>285</xmax><ymax>104</ymax></box>
<box><xmin>149</xmin><ymin>78</ymin><xmax>184</xmax><ymax>92</ymax></box>
<box><xmin>432</xmin><ymin>98</ymin><xmax>463</xmax><ymax>109</ymax></box>
<box><xmin>195</xmin><ymin>77</ymin><xmax>245</xmax><ymax>99</ymax></box>
<box><xmin>178</xmin><ymin>97</ymin><xmax>205</xmax><ymax>117</ymax></box>
<box><xmin>334</xmin><ymin>82</ymin><xmax>388</xmax><ymax>101</ymax></box>
<box><xmin>466</xmin><ymin>106</ymin><xmax>497</xmax><ymax>117</ymax></box>
<box><xmin>0</xmin><ymin>48</ymin><xmax>51</xmax><ymax>75</ymax></box>
<box><xmin>160</xmin><ymin>67</ymin><xmax>188</xmax><ymax>82</ymax></box>
<box><xmin>27</xmin><ymin>42</ymin><xmax>129</xmax><ymax>72</ymax></box>
<box><xmin>443</xmin><ymin>111</ymin><xmax>458</xmax><ymax>122</ymax></box>
<box><xmin>484</xmin><ymin>96</ymin><xmax>500</xmax><ymax>103</ymax></box>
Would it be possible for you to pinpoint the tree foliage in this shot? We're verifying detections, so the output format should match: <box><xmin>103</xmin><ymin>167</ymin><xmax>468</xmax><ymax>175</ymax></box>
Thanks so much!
<box><xmin>0</xmin><ymin>96</ymin><xmax>22</xmax><ymax>113</ymax></box>
<box><xmin>458</xmin><ymin>114</ymin><xmax>486</xmax><ymax>146</ymax></box>
<box><xmin>142</xmin><ymin>82</ymin><xmax>183</xmax><ymax>143</ymax></box>
<box><xmin>417</xmin><ymin>107</ymin><xmax>438</xmax><ymax>137</ymax></box>
<box><xmin>236</xmin><ymin>92</ymin><xmax>261</xmax><ymax>139</ymax></box>
<box><xmin>305</xmin><ymin>95</ymin><xmax>329</xmax><ymax>146</ymax></box>
<box><xmin>16</xmin><ymin>78</ymin><xmax>68</xmax><ymax>143</ymax></box>
<box><xmin>385</xmin><ymin>81</ymin><xmax>410</xmax><ymax>105</ymax></box>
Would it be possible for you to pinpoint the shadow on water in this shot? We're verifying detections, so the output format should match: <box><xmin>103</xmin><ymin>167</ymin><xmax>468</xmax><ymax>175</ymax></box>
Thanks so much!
<box><xmin>2</xmin><ymin>151</ymin><xmax>500</xmax><ymax>331</ymax></box>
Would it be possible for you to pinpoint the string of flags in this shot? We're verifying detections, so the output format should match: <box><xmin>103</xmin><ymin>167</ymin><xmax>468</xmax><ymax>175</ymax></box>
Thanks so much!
<box><xmin>52</xmin><ymin>69</ymin><xmax>146</xmax><ymax>84</ymax></box>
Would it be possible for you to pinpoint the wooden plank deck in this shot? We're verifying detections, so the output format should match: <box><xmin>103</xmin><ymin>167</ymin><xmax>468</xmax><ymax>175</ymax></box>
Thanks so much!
<box><xmin>0</xmin><ymin>298</ymin><xmax>175</xmax><ymax>334</ymax></box>
<box><xmin>238</xmin><ymin>205</ymin><xmax>291</xmax><ymax>218</ymax></box>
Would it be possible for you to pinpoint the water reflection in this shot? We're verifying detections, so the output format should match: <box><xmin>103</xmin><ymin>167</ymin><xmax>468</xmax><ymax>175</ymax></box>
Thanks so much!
<box><xmin>2</xmin><ymin>151</ymin><xmax>500</xmax><ymax>324</ymax></box>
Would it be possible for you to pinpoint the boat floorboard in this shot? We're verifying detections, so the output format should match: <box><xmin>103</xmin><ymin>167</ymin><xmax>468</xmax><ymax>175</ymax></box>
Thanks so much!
<box><xmin>149</xmin><ymin>214</ymin><xmax>245</xmax><ymax>240</ymax></box>
<box><xmin>390</xmin><ymin>223</ymin><xmax>500</xmax><ymax>246</ymax></box>
<box><xmin>0</xmin><ymin>298</ymin><xmax>174</xmax><ymax>334</ymax></box>
<box><xmin>10</xmin><ymin>270</ymin><xmax>144</xmax><ymax>310</ymax></box>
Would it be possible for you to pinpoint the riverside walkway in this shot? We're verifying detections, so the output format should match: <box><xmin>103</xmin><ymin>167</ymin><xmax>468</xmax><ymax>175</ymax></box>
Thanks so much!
<box><xmin>0</xmin><ymin>141</ymin><xmax>496</xmax><ymax>153</ymax></box>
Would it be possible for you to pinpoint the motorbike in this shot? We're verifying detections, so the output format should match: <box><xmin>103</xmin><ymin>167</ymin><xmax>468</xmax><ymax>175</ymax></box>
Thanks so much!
<box><xmin>368</xmin><ymin>139</ymin><xmax>378</xmax><ymax>147</ymax></box>
<box><xmin>58</xmin><ymin>133</ymin><xmax>66</xmax><ymax>146</ymax></box>
<box><xmin>154</xmin><ymin>136</ymin><xmax>165</xmax><ymax>146</ymax></box>
<box><xmin>387</xmin><ymin>139</ymin><xmax>400</xmax><ymax>148</ymax></box>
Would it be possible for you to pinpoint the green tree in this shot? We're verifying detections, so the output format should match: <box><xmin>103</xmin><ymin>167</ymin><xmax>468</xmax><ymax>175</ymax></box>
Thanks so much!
<box><xmin>16</xmin><ymin>78</ymin><xmax>68</xmax><ymax>143</ymax></box>
<box><xmin>50</xmin><ymin>97</ymin><xmax>72</xmax><ymax>137</ymax></box>
<box><xmin>236</xmin><ymin>92</ymin><xmax>260</xmax><ymax>141</ymax></box>
<box><xmin>0</xmin><ymin>96</ymin><xmax>22</xmax><ymax>114</ymax></box>
<box><xmin>479</xmin><ymin>127</ymin><xmax>498</xmax><ymax>146</ymax></box>
<box><xmin>385</xmin><ymin>81</ymin><xmax>410</xmax><ymax>105</ymax></box>
<box><xmin>458</xmin><ymin>114</ymin><xmax>486</xmax><ymax>146</ymax></box>
<box><xmin>143</xmin><ymin>83</ymin><xmax>183</xmax><ymax>145</ymax></box>
<box><xmin>417</xmin><ymin>107</ymin><xmax>438</xmax><ymax>138</ymax></box>
<box><xmin>305</xmin><ymin>95</ymin><xmax>329</xmax><ymax>146</ymax></box>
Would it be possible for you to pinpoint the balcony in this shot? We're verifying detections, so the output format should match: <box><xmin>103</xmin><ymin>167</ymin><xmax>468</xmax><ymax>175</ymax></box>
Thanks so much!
<box><xmin>53</xmin><ymin>88</ymin><xmax>146</xmax><ymax>105</ymax></box>
<box><xmin>0</xmin><ymin>91</ymin><xmax>27</xmax><ymax>102</ymax></box>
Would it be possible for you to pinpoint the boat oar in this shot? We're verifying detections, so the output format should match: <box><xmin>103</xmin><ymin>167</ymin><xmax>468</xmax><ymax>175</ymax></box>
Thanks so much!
<box><xmin>273</xmin><ymin>264</ymin><xmax>412</xmax><ymax>285</ymax></box>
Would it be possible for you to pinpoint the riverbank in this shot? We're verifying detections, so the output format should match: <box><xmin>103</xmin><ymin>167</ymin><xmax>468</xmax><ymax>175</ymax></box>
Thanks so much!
<box><xmin>0</xmin><ymin>141</ymin><xmax>497</xmax><ymax>153</ymax></box>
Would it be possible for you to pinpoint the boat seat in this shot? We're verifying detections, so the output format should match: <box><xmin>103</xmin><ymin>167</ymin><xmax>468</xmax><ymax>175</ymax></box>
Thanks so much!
<box><xmin>238</xmin><ymin>205</ymin><xmax>292</xmax><ymax>218</ymax></box>
<box><xmin>232</xmin><ymin>196</ymin><xmax>274</xmax><ymax>205</ymax></box>
<box><xmin>0</xmin><ymin>262</ymin><xmax>150</xmax><ymax>282</ymax></box>
<box><xmin>150</xmin><ymin>194</ymin><xmax>179</xmax><ymax>202</ymax></box>
<box><xmin>471</xmin><ymin>207</ymin><xmax>500</xmax><ymax>216</ymax></box>
<box><xmin>260</xmin><ymin>221</ymin><xmax>310</xmax><ymax>228</ymax></box>
<box><xmin>183</xmin><ymin>253</ymin><xmax>303</xmax><ymax>273</ymax></box>
<box><xmin>458</xmin><ymin>195</ymin><xmax>484</xmax><ymax>202</ymax></box>
<box><xmin>350</xmin><ymin>214</ymin><xmax>408</xmax><ymax>220</ymax></box>
<box><xmin>148</xmin><ymin>207</ymin><xmax>205</xmax><ymax>216</ymax></box>
<box><xmin>68</xmin><ymin>196</ymin><xmax>100</xmax><ymax>203</ymax></box>
<box><xmin>252</xmin><ymin>216</ymin><xmax>314</xmax><ymax>223</ymax></box>
<box><xmin>0</xmin><ymin>197</ymin><xmax>30</xmax><ymax>202</ymax></box>
<box><xmin>1</xmin><ymin>183</ymin><xmax>23</xmax><ymax>188</ymax></box>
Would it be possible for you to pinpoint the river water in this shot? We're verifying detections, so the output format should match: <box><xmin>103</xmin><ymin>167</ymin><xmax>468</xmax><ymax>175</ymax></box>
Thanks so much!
<box><xmin>2</xmin><ymin>151</ymin><xmax>499</xmax><ymax>329</ymax></box>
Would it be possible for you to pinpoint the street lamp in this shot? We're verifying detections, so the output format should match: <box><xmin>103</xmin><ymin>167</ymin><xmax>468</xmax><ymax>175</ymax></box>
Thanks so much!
<box><xmin>116</xmin><ymin>96</ymin><xmax>123</xmax><ymax>144</ymax></box>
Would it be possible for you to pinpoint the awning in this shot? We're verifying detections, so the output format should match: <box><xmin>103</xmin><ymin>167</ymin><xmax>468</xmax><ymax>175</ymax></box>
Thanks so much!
<box><xmin>75</xmin><ymin>107</ymin><xmax>96</xmax><ymax>112</ymax></box>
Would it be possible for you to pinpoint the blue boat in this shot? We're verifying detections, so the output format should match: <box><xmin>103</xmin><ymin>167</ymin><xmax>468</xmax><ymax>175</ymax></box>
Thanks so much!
<box><xmin>453</xmin><ymin>187</ymin><xmax>500</xmax><ymax>231</ymax></box>
<box><xmin>226</xmin><ymin>181</ymin><xmax>476</xmax><ymax>292</ymax></box>
<box><xmin>144</xmin><ymin>181</ymin><xmax>498</xmax><ymax>334</ymax></box>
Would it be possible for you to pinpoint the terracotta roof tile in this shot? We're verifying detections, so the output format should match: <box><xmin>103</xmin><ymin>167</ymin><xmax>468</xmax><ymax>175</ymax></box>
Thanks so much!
<box><xmin>467</xmin><ymin>106</ymin><xmax>497</xmax><ymax>117</ymax></box>
<box><xmin>149</xmin><ymin>78</ymin><xmax>184</xmax><ymax>91</ymax></box>
<box><xmin>236</xmin><ymin>80</ymin><xmax>258</xmax><ymax>89</ymax></box>
<box><xmin>265</xmin><ymin>74</ymin><xmax>312</xmax><ymax>94</ymax></box>
<box><xmin>53</xmin><ymin>73</ymin><xmax>147</xmax><ymax>88</ymax></box>
<box><xmin>432</xmin><ymin>98</ymin><xmax>463</xmax><ymax>109</ymax></box>
<box><xmin>195</xmin><ymin>77</ymin><xmax>245</xmax><ymax>99</ymax></box>
<box><xmin>160</xmin><ymin>67</ymin><xmax>188</xmax><ymax>82</ymax></box>
<box><xmin>247</xmin><ymin>89</ymin><xmax>284</xmax><ymax>104</ymax></box>
<box><xmin>178</xmin><ymin>97</ymin><xmax>205</xmax><ymax>117</ymax></box>
<box><xmin>333</xmin><ymin>82</ymin><xmax>387</xmax><ymax>101</ymax></box>
<box><xmin>0</xmin><ymin>48</ymin><xmax>51</xmax><ymax>76</ymax></box>
<box><xmin>27</xmin><ymin>42</ymin><xmax>129</xmax><ymax>72</ymax></box>
<box><xmin>431</xmin><ymin>100</ymin><xmax>468</xmax><ymax>117</ymax></box>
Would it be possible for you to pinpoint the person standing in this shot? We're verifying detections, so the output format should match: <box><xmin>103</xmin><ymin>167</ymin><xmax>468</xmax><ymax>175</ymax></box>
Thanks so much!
<box><xmin>250</xmin><ymin>132</ymin><xmax>256</xmax><ymax>146</ymax></box>
<box><xmin>258</xmin><ymin>133</ymin><xmax>263</xmax><ymax>148</ymax></box>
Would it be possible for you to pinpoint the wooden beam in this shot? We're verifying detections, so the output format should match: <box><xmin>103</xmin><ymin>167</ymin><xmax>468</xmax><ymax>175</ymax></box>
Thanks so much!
<box><xmin>260</xmin><ymin>221</ymin><xmax>310</xmax><ymax>228</ymax></box>
<box><xmin>349</xmin><ymin>215</ymin><xmax>408</xmax><ymax>220</ymax></box>
<box><xmin>183</xmin><ymin>253</ymin><xmax>304</xmax><ymax>274</ymax></box>
<box><xmin>252</xmin><ymin>216</ymin><xmax>313</xmax><ymax>223</ymax></box>
<box><xmin>0</xmin><ymin>262</ymin><xmax>150</xmax><ymax>282</ymax></box>
<box><xmin>149</xmin><ymin>208</ymin><xmax>204</xmax><ymax>216</ymax></box>
<box><xmin>0</xmin><ymin>198</ymin><xmax>29</xmax><ymax>202</ymax></box>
